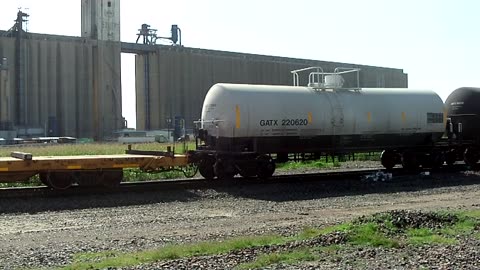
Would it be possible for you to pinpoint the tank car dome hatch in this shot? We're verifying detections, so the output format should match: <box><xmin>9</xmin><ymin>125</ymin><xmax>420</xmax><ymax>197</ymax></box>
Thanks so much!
<box><xmin>323</xmin><ymin>74</ymin><xmax>345</xmax><ymax>88</ymax></box>
<box><xmin>445</xmin><ymin>87</ymin><xmax>480</xmax><ymax>141</ymax></box>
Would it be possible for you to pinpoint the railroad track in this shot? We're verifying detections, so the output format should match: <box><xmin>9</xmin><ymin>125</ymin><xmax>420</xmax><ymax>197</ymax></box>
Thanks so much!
<box><xmin>0</xmin><ymin>165</ymin><xmax>471</xmax><ymax>199</ymax></box>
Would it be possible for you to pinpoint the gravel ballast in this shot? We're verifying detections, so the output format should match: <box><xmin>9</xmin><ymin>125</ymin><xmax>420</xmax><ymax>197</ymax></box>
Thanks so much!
<box><xmin>0</xmin><ymin>168</ymin><xmax>479</xmax><ymax>269</ymax></box>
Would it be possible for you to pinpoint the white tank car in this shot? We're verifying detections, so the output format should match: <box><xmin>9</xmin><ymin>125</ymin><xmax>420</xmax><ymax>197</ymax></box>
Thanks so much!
<box><xmin>200</xmin><ymin>83</ymin><xmax>445</xmax><ymax>154</ymax></box>
<box><xmin>194</xmin><ymin>69</ymin><xmax>446</xmax><ymax>179</ymax></box>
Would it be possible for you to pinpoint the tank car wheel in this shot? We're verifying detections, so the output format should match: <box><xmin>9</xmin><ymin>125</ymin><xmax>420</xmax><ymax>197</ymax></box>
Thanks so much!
<box><xmin>380</xmin><ymin>150</ymin><xmax>397</xmax><ymax>170</ymax></box>
<box><xmin>239</xmin><ymin>167</ymin><xmax>257</xmax><ymax>178</ymax></box>
<box><xmin>420</xmin><ymin>152</ymin><xmax>443</xmax><ymax>169</ymax></box>
<box><xmin>44</xmin><ymin>172</ymin><xmax>74</xmax><ymax>190</ymax></box>
<box><xmin>445</xmin><ymin>150</ymin><xmax>457</xmax><ymax>166</ymax></box>
<box><xmin>402</xmin><ymin>151</ymin><xmax>419</xmax><ymax>171</ymax></box>
<box><xmin>464</xmin><ymin>148</ymin><xmax>480</xmax><ymax>167</ymax></box>
<box><xmin>256</xmin><ymin>155</ymin><xmax>275</xmax><ymax>179</ymax></box>
<box><xmin>431</xmin><ymin>152</ymin><xmax>445</xmax><ymax>168</ymax></box>
<box><xmin>100</xmin><ymin>169</ymin><xmax>123</xmax><ymax>188</ymax></box>
<box><xmin>276</xmin><ymin>153</ymin><xmax>289</xmax><ymax>163</ymax></box>
<box><xmin>199</xmin><ymin>157</ymin><xmax>215</xmax><ymax>180</ymax></box>
<box><xmin>213</xmin><ymin>160</ymin><xmax>235</xmax><ymax>180</ymax></box>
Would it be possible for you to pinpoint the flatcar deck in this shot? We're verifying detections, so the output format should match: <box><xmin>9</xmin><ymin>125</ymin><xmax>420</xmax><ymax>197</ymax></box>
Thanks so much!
<box><xmin>0</xmin><ymin>154</ymin><xmax>189</xmax><ymax>172</ymax></box>
<box><xmin>0</xmin><ymin>151</ymin><xmax>192</xmax><ymax>189</ymax></box>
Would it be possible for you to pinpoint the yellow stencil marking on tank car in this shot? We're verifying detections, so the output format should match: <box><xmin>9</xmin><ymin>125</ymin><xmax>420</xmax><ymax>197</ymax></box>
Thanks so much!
<box><xmin>401</xmin><ymin>112</ymin><xmax>406</xmax><ymax>122</ymax></box>
<box><xmin>235</xmin><ymin>105</ymin><xmax>240</xmax><ymax>129</ymax></box>
<box><xmin>0</xmin><ymin>167</ymin><xmax>8</xmax><ymax>172</ymax></box>
<box><xmin>307</xmin><ymin>112</ymin><xmax>313</xmax><ymax>124</ymax></box>
<box><xmin>67</xmin><ymin>165</ymin><xmax>82</xmax><ymax>169</ymax></box>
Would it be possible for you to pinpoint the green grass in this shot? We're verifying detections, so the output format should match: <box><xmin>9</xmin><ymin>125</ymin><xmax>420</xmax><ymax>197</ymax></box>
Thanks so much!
<box><xmin>122</xmin><ymin>168</ymin><xmax>185</xmax><ymax>182</ymax></box>
<box><xmin>276</xmin><ymin>159</ymin><xmax>340</xmax><ymax>171</ymax></box>
<box><xmin>236</xmin><ymin>249</ymin><xmax>317</xmax><ymax>269</ymax></box>
<box><xmin>354</xmin><ymin>152</ymin><xmax>381</xmax><ymax>161</ymax></box>
<box><xmin>407</xmin><ymin>228</ymin><xmax>457</xmax><ymax>245</ymax></box>
<box><xmin>72</xmin><ymin>251</ymin><xmax>120</xmax><ymax>263</ymax></box>
<box><xmin>296</xmin><ymin>223</ymin><xmax>351</xmax><ymax>240</ymax></box>
<box><xmin>458</xmin><ymin>209</ymin><xmax>480</xmax><ymax>219</ymax></box>
<box><xmin>275</xmin><ymin>152</ymin><xmax>379</xmax><ymax>171</ymax></box>
<box><xmin>0</xmin><ymin>177</ymin><xmax>41</xmax><ymax>188</ymax></box>
<box><xmin>58</xmin><ymin>210</ymin><xmax>480</xmax><ymax>270</ymax></box>
<box><xmin>0</xmin><ymin>142</ymin><xmax>196</xmax><ymax>157</ymax></box>
<box><xmin>439</xmin><ymin>210</ymin><xmax>480</xmax><ymax>237</ymax></box>
<box><xmin>348</xmin><ymin>222</ymin><xmax>400</xmax><ymax>248</ymax></box>
<box><xmin>61</xmin><ymin>235</ymin><xmax>286</xmax><ymax>270</ymax></box>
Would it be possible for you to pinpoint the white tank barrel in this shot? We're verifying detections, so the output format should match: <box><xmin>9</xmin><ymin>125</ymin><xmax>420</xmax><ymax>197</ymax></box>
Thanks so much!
<box><xmin>200</xmin><ymin>83</ymin><xmax>445</xmax><ymax>153</ymax></box>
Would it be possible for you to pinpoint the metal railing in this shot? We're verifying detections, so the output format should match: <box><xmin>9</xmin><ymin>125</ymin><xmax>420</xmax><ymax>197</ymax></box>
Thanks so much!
<box><xmin>291</xmin><ymin>66</ymin><xmax>361</xmax><ymax>90</ymax></box>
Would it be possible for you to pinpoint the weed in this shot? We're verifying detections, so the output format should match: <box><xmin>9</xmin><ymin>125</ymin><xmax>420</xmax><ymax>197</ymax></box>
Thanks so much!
<box><xmin>348</xmin><ymin>222</ymin><xmax>400</xmax><ymax>248</ymax></box>
<box><xmin>62</xmin><ymin>235</ymin><xmax>286</xmax><ymax>270</ymax></box>
<box><xmin>236</xmin><ymin>249</ymin><xmax>316</xmax><ymax>269</ymax></box>
<box><xmin>59</xmin><ymin>210</ymin><xmax>478</xmax><ymax>269</ymax></box>
<box><xmin>407</xmin><ymin>228</ymin><xmax>457</xmax><ymax>245</ymax></box>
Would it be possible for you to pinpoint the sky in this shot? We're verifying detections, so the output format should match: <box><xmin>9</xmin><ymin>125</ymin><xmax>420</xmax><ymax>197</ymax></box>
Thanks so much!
<box><xmin>0</xmin><ymin>0</ymin><xmax>479</xmax><ymax>128</ymax></box>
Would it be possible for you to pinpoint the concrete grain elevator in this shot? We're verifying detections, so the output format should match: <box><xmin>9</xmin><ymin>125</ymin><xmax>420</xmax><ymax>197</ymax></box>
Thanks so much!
<box><xmin>0</xmin><ymin>0</ymin><xmax>123</xmax><ymax>140</ymax></box>
<box><xmin>80</xmin><ymin>0</ymin><xmax>123</xmax><ymax>139</ymax></box>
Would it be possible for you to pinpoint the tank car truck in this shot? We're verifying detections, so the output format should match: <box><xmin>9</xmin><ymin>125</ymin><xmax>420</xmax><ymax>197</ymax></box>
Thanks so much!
<box><xmin>192</xmin><ymin>67</ymin><xmax>446</xmax><ymax>179</ymax></box>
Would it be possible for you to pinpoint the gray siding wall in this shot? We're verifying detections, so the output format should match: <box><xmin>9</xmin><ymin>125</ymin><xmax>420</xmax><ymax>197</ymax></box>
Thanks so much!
<box><xmin>136</xmin><ymin>46</ymin><xmax>408</xmax><ymax>130</ymax></box>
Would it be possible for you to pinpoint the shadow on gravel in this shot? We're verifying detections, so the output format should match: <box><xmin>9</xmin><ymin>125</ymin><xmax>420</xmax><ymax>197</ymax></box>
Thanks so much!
<box><xmin>2</xmin><ymin>172</ymin><xmax>480</xmax><ymax>214</ymax></box>
<box><xmin>213</xmin><ymin>172</ymin><xmax>480</xmax><ymax>202</ymax></box>
<box><xmin>0</xmin><ymin>189</ymin><xmax>203</xmax><ymax>214</ymax></box>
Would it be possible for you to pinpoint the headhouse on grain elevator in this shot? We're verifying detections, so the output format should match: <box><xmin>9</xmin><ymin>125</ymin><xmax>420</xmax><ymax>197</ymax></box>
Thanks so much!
<box><xmin>81</xmin><ymin>0</ymin><xmax>121</xmax><ymax>41</ymax></box>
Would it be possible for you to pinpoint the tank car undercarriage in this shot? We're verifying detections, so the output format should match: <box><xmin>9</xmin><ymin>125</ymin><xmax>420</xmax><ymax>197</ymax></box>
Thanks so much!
<box><xmin>190</xmin><ymin>150</ymin><xmax>275</xmax><ymax>180</ymax></box>
<box><xmin>380</xmin><ymin>140</ymin><xmax>480</xmax><ymax>171</ymax></box>
<box><xmin>191</xmin><ymin>134</ymin><xmax>480</xmax><ymax>181</ymax></box>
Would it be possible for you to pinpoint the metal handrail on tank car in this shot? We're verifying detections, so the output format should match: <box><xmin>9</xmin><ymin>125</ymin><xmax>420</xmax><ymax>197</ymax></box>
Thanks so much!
<box><xmin>334</xmin><ymin>67</ymin><xmax>361</xmax><ymax>90</ymax></box>
<box><xmin>291</xmin><ymin>66</ymin><xmax>361</xmax><ymax>90</ymax></box>
<box><xmin>291</xmin><ymin>66</ymin><xmax>324</xmax><ymax>86</ymax></box>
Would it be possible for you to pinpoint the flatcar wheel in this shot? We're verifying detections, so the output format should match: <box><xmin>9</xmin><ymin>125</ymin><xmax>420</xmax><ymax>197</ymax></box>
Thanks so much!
<box><xmin>464</xmin><ymin>148</ymin><xmax>479</xmax><ymax>167</ymax></box>
<box><xmin>39</xmin><ymin>173</ymin><xmax>52</xmax><ymax>188</ymax></box>
<box><xmin>198</xmin><ymin>157</ymin><xmax>215</xmax><ymax>180</ymax></box>
<box><xmin>74</xmin><ymin>171</ymin><xmax>99</xmax><ymax>186</ymax></box>
<box><xmin>100</xmin><ymin>169</ymin><xmax>123</xmax><ymax>188</ymax></box>
<box><xmin>380</xmin><ymin>150</ymin><xmax>396</xmax><ymax>170</ymax></box>
<box><xmin>256</xmin><ymin>155</ymin><xmax>275</xmax><ymax>179</ymax></box>
<box><xmin>45</xmin><ymin>172</ymin><xmax>74</xmax><ymax>190</ymax></box>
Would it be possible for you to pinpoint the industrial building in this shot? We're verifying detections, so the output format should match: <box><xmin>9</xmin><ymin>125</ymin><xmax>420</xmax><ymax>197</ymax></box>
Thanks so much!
<box><xmin>0</xmin><ymin>1</ymin><xmax>122</xmax><ymax>140</ymax></box>
<box><xmin>0</xmin><ymin>0</ymin><xmax>408</xmax><ymax>140</ymax></box>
